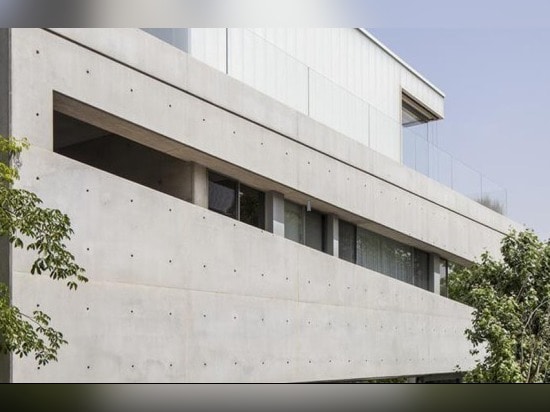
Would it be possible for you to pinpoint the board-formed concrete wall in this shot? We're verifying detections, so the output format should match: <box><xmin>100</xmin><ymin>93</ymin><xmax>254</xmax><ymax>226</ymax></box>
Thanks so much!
<box><xmin>3</xmin><ymin>28</ymin><xmax>519</xmax><ymax>382</ymax></box>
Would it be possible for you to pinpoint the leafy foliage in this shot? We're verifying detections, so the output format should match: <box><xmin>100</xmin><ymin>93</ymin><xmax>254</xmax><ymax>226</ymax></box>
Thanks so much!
<box><xmin>0</xmin><ymin>135</ymin><xmax>87</xmax><ymax>365</ymax></box>
<box><xmin>449</xmin><ymin>229</ymin><xmax>550</xmax><ymax>382</ymax></box>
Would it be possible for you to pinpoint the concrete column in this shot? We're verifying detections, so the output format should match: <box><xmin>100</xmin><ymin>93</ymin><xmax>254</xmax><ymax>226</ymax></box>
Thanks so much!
<box><xmin>324</xmin><ymin>214</ymin><xmax>339</xmax><ymax>257</ymax></box>
<box><xmin>182</xmin><ymin>162</ymin><xmax>208</xmax><ymax>208</ymax></box>
<box><xmin>265</xmin><ymin>191</ymin><xmax>285</xmax><ymax>236</ymax></box>
<box><xmin>428</xmin><ymin>253</ymin><xmax>441</xmax><ymax>295</ymax></box>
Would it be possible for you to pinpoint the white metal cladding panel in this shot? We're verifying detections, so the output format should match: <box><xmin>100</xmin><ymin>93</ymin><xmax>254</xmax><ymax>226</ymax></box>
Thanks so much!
<box><xmin>308</xmin><ymin>70</ymin><xmax>371</xmax><ymax>153</ymax></box>
<box><xmin>189</xmin><ymin>28</ymin><xmax>226</xmax><ymax>73</ymax></box>
<box><xmin>249</xmin><ymin>28</ymin><xmax>442</xmax><ymax>120</ymax></box>
<box><xmin>227</xmin><ymin>28</ymin><xmax>309</xmax><ymax>114</ymax></box>
<box><xmin>369</xmin><ymin>108</ymin><xmax>402</xmax><ymax>161</ymax></box>
<box><xmin>401</xmin><ymin>70</ymin><xmax>445</xmax><ymax>118</ymax></box>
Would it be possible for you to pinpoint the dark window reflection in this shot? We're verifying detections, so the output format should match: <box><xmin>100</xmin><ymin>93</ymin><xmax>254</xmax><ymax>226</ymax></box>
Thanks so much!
<box><xmin>305</xmin><ymin>210</ymin><xmax>325</xmax><ymax>252</ymax></box>
<box><xmin>239</xmin><ymin>184</ymin><xmax>265</xmax><ymax>229</ymax></box>
<box><xmin>284</xmin><ymin>201</ymin><xmax>304</xmax><ymax>244</ymax></box>
<box><xmin>208</xmin><ymin>172</ymin><xmax>237</xmax><ymax>219</ymax></box>
<box><xmin>339</xmin><ymin>220</ymin><xmax>356</xmax><ymax>263</ymax></box>
<box><xmin>413</xmin><ymin>249</ymin><xmax>429</xmax><ymax>290</ymax></box>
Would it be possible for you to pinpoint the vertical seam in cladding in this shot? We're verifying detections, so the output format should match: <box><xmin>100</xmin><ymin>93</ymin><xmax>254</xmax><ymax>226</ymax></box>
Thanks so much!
<box><xmin>42</xmin><ymin>28</ymin><xmax>506</xmax><ymax>237</ymax></box>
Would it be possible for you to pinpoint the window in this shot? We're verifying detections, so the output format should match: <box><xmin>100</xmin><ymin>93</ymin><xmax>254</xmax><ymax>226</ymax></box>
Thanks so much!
<box><xmin>209</xmin><ymin>172</ymin><xmax>238</xmax><ymax>219</ymax></box>
<box><xmin>402</xmin><ymin>92</ymin><xmax>439</xmax><ymax>174</ymax></box>
<box><xmin>239</xmin><ymin>184</ymin><xmax>265</xmax><ymax>228</ymax></box>
<box><xmin>439</xmin><ymin>259</ymin><xmax>448</xmax><ymax>297</ymax></box>
<box><xmin>284</xmin><ymin>201</ymin><xmax>304</xmax><ymax>244</ymax></box>
<box><xmin>208</xmin><ymin>172</ymin><xmax>265</xmax><ymax>229</ymax></box>
<box><xmin>338</xmin><ymin>220</ymin><xmax>356</xmax><ymax>263</ymax></box>
<box><xmin>413</xmin><ymin>249</ymin><xmax>429</xmax><ymax>290</ymax></box>
<box><xmin>284</xmin><ymin>200</ymin><xmax>325</xmax><ymax>252</ymax></box>
<box><xmin>344</xmin><ymin>224</ymin><xmax>430</xmax><ymax>291</ymax></box>
<box><xmin>305</xmin><ymin>210</ymin><xmax>325</xmax><ymax>252</ymax></box>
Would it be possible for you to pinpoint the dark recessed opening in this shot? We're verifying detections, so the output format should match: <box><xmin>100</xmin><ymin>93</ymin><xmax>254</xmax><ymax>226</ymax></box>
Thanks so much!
<box><xmin>53</xmin><ymin>111</ymin><xmax>192</xmax><ymax>202</ymax></box>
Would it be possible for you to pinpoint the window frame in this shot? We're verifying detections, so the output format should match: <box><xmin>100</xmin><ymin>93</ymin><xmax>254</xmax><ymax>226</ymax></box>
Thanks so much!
<box><xmin>208</xmin><ymin>170</ymin><xmax>265</xmax><ymax>229</ymax></box>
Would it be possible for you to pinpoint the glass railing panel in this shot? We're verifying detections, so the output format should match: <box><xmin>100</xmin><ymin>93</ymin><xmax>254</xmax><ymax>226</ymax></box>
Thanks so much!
<box><xmin>429</xmin><ymin>144</ymin><xmax>452</xmax><ymax>188</ymax></box>
<box><xmin>451</xmin><ymin>158</ymin><xmax>482</xmax><ymax>201</ymax></box>
<box><xmin>480</xmin><ymin>176</ymin><xmax>507</xmax><ymax>215</ymax></box>
<box><xmin>402</xmin><ymin>127</ymin><xmax>417</xmax><ymax>170</ymax></box>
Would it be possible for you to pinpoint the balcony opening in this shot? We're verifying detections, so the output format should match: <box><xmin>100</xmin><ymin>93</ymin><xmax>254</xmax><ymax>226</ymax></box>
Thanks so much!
<box><xmin>53</xmin><ymin>111</ymin><xmax>193</xmax><ymax>202</ymax></box>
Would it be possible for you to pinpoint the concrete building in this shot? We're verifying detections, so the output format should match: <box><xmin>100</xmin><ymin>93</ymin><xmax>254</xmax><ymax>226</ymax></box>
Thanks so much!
<box><xmin>0</xmin><ymin>28</ymin><xmax>520</xmax><ymax>382</ymax></box>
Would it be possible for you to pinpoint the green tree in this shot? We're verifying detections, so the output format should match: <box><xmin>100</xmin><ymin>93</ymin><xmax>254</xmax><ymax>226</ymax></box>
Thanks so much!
<box><xmin>0</xmin><ymin>136</ymin><xmax>87</xmax><ymax>366</ymax></box>
<box><xmin>449</xmin><ymin>229</ymin><xmax>550</xmax><ymax>382</ymax></box>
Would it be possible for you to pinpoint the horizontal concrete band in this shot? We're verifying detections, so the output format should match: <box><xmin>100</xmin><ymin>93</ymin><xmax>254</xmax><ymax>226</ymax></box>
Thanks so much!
<box><xmin>44</xmin><ymin>29</ymin><xmax>520</xmax><ymax>239</ymax></box>
<box><xmin>6</xmin><ymin>28</ymin><xmax>519</xmax><ymax>267</ymax></box>
<box><xmin>11</xmin><ymin>147</ymin><xmax>475</xmax><ymax>382</ymax></box>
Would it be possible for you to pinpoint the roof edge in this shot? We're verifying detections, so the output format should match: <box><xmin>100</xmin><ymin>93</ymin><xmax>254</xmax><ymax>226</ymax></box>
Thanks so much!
<box><xmin>357</xmin><ymin>28</ymin><xmax>446</xmax><ymax>98</ymax></box>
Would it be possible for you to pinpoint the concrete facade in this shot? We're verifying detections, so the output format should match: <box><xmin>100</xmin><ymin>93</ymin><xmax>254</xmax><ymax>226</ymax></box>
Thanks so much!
<box><xmin>0</xmin><ymin>28</ymin><xmax>522</xmax><ymax>382</ymax></box>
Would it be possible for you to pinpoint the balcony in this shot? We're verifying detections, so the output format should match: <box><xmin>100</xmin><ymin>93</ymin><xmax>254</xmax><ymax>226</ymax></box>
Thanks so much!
<box><xmin>142</xmin><ymin>28</ymin><xmax>508</xmax><ymax>215</ymax></box>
